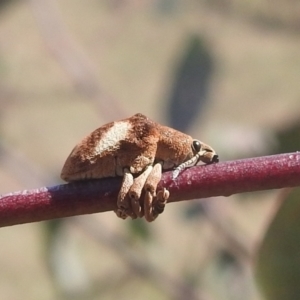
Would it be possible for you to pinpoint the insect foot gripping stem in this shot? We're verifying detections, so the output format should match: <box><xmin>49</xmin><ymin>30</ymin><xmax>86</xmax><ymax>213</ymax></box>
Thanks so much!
<box><xmin>114</xmin><ymin>162</ymin><xmax>168</xmax><ymax>221</ymax></box>
<box><xmin>61</xmin><ymin>113</ymin><xmax>218</xmax><ymax>222</ymax></box>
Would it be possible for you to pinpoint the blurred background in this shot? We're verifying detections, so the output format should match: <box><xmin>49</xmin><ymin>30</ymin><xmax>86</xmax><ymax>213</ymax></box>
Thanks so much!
<box><xmin>0</xmin><ymin>0</ymin><xmax>300</xmax><ymax>299</ymax></box>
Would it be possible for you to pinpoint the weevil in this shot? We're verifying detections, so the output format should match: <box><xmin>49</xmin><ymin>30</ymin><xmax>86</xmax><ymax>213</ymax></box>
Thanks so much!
<box><xmin>61</xmin><ymin>113</ymin><xmax>218</xmax><ymax>222</ymax></box>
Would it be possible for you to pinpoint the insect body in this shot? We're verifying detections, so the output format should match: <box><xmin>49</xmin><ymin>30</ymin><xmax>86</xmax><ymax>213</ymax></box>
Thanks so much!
<box><xmin>61</xmin><ymin>113</ymin><xmax>218</xmax><ymax>221</ymax></box>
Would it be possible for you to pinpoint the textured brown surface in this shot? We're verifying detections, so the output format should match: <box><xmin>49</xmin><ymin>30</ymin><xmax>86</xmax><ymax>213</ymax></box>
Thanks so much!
<box><xmin>61</xmin><ymin>113</ymin><xmax>218</xmax><ymax>182</ymax></box>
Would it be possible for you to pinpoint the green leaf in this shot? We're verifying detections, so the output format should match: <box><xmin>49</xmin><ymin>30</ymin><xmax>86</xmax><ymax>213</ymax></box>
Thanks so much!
<box><xmin>255</xmin><ymin>188</ymin><xmax>300</xmax><ymax>300</ymax></box>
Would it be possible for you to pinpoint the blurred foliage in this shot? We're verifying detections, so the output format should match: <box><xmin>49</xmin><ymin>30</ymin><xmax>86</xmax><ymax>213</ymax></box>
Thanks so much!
<box><xmin>255</xmin><ymin>188</ymin><xmax>300</xmax><ymax>300</ymax></box>
<box><xmin>0</xmin><ymin>0</ymin><xmax>17</xmax><ymax>11</ymax></box>
<box><xmin>167</xmin><ymin>35</ymin><xmax>213</xmax><ymax>132</ymax></box>
<box><xmin>275</xmin><ymin>120</ymin><xmax>300</xmax><ymax>154</ymax></box>
<box><xmin>217</xmin><ymin>248</ymin><xmax>239</xmax><ymax>269</ymax></box>
<box><xmin>255</xmin><ymin>119</ymin><xmax>300</xmax><ymax>299</ymax></box>
<box><xmin>206</xmin><ymin>0</ymin><xmax>300</xmax><ymax>31</ymax></box>
<box><xmin>127</xmin><ymin>218</ymin><xmax>152</xmax><ymax>242</ymax></box>
<box><xmin>183</xmin><ymin>201</ymin><xmax>206</xmax><ymax>220</ymax></box>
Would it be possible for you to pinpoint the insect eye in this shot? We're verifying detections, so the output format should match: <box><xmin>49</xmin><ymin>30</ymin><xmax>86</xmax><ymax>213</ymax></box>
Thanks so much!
<box><xmin>192</xmin><ymin>140</ymin><xmax>201</xmax><ymax>153</ymax></box>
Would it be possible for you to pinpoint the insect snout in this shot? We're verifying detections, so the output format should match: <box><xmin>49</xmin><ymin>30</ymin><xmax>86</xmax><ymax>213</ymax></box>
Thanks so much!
<box><xmin>211</xmin><ymin>154</ymin><xmax>219</xmax><ymax>163</ymax></box>
<box><xmin>196</xmin><ymin>141</ymin><xmax>219</xmax><ymax>165</ymax></box>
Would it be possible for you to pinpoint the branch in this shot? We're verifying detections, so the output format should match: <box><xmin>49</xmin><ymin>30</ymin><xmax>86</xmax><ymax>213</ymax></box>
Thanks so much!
<box><xmin>29</xmin><ymin>0</ymin><xmax>125</xmax><ymax>119</ymax></box>
<box><xmin>0</xmin><ymin>152</ymin><xmax>299</xmax><ymax>227</ymax></box>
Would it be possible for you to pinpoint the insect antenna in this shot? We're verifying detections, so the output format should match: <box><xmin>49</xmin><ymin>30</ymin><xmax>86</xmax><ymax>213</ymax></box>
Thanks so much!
<box><xmin>172</xmin><ymin>153</ymin><xmax>201</xmax><ymax>179</ymax></box>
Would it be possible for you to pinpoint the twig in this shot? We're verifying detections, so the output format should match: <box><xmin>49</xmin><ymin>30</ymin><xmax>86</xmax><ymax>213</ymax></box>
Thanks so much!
<box><xmin>0</xmin><ymin>152</ymin><xmax>299</xmax><ymax>227</ymax></box>
<box><xmin>29</xmin><ymin>0</ymin><xmax>125</xmax><ymax>119</ymax></box>
<box><xmin>74</xmin><ymin>217</ymin><xmax>211</xmax><ymax>300</ymax></box>
<box><xmin>200</xmin><ymin>200</ymin><xmax>253</xmax><ymax>261</ymax></box>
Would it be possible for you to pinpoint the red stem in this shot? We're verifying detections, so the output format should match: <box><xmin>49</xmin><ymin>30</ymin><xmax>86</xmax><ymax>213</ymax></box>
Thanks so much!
<box><xmin>0</xmin><ymin>152</ymin><xmax>299</xmax><ymax>227</ymax></box>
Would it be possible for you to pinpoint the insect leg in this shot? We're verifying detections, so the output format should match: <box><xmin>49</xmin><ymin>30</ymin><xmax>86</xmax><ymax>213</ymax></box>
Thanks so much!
<box><xmin>153</xmin><ymin>188</ymin><xmax>169</xmax><ymax>216</ymax></box>
<box><xmin>143</xmin><ymin>162</ymin><xmax>169</xmax><ymax>221</ymax></box>
<box><xmin>115</xmin><ymin>169</ymin><xmax>134</xmax><ymax>219</ymax></box>
<box><xmin>144</xmin><ymin>191</ymin><xmax>154</xmax><ymax>222</ymax></box>
<box><xmin>144</xmin><ymin>162</ymin><xmax>162</xmax><ymax>194</ymax></box>
<box><xmin>128</xmin><ymin>165</ymin><xmax>153</xmax><ymax>218</ymax></box>
<box><xmin>144</xmin><ymin>188</ymin><xmax>169</xmax><ymax>222</ymax></box>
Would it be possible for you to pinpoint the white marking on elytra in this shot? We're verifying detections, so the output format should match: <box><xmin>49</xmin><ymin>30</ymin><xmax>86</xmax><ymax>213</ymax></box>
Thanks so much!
<box><xmin>94</xmin><ymin>121</ymin><xmax>132</xmax><ymax>156</ymax></box>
